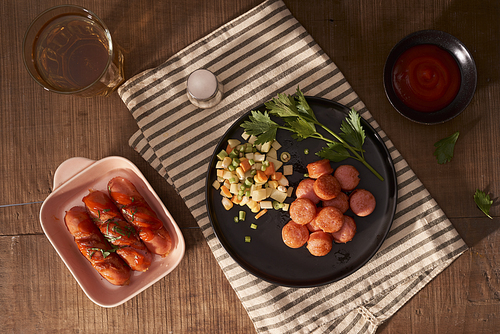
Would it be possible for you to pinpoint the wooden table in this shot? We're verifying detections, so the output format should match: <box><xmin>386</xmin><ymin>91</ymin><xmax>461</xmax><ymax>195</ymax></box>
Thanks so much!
<box><xmin>2</xmin><ymin>0</ymin><xmax>499</xmax><ymax>332</ymax></box>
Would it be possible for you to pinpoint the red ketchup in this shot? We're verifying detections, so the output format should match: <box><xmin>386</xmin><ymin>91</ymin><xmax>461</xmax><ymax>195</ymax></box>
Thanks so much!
<box><xmin>392</xmin><ymin>44</ymin><xmax>461</xmax><ymax>112</ymax></box>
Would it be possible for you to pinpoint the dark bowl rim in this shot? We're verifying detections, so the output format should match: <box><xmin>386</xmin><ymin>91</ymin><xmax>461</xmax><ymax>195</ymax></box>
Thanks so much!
<box><xmin>383</xmin><ymin>29</ymin><xmax>477</xmax><ymax>125</ymax></box>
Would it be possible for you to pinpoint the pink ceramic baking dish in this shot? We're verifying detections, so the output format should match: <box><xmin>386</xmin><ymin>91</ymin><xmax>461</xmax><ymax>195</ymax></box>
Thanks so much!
<box><xmin>39</xmin><ymin>156</ymin><xmax>185</xmax><ymax>307</ymax></box>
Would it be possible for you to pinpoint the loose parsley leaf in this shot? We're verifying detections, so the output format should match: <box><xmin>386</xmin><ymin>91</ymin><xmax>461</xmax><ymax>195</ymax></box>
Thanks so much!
<box><xmin>474</xmin><ymin>189</ymin><xmax>493</xmax><ymax>219</ymax></box>
<box><xmin>434</xmin><ymin>131</ymin><xmax>459</xmax><ymax>164</ymax></box>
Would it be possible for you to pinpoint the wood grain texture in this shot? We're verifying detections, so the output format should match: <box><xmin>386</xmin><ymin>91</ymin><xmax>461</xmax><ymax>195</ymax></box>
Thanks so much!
<box><xmin>1</xmin><ymin>0</ymin><xmax>499</xmax><ymax>333</ymax></box>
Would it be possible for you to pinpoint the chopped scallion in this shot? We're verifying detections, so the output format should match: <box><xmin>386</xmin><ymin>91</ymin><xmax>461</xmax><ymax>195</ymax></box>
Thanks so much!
<box><xmin>239</xmin><ymin>211</ymin><xmax>246</xmax><ymax>221</ymax></box>
<box><xmin>250</xmin><ymin>223</ymin><xmax>257</xmax><ymax>229</ymax></box>
<box><xmin>245</xmin><ymin>236</ymin><xmax>251</xmax><ymax>243</ymax></box>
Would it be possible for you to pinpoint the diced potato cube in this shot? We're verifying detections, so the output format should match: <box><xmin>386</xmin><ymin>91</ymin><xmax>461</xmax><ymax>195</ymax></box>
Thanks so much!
<box><xmin>240</xmin><ymin>196</ymin><xmax>249</xmax><ymax>206</ymax></box>
<box><xmin>223</xmin><ymin>170</ymin><xmax>235</xmax><ymax>180</ymax></box>
<box><xmin>222</xmin><ymin>197</ymin><xmax>233</xmax><ymax>210</ymax></box>
<box><xmin>282</xmin><ymin>203</ymin><xmax>290</xmax><ymax>211</ymax></box>
<box><xmin>267</xmin><ymin>180</ymin><xmax>279</xmax><ymax>189</ymax></box>
<box><xmin>260</xmin><ymin>201</ymin><xmax>273</xmax><ymax>209</ymax></box>
<box><xmin>212</xmin><ymin>180</ymin><xmax>221</xmax><ymax>190</ymax></box>
<box><xmin>266</xmin><ymin>187</ymin><xmax>273</xmax><ymax>198</ymax></box>
<box><xmin>271</xmin><ymin>140</ymin><xmax>282</xmax><ymax>150</ymax></box>
<box><xmin>270</xmin><ymin>189</ymin><xmax>287</xmax><ymax>203</ymax></box>
<box><xmin>267</xmin><ymin>147</ymin><xmax>277</xmax><ymax>159</ymax></box>
<box><xmin>248</xmin><ymin>135</ymin><xmax>258</xmax><ymax>145</ymax></box>
<box><xmin>283</xmin><ymin>165</ymin><xmax>293</xmax><ymax>176</ymax></box>
<box><xmin>222</xmin><ymin>156</ymin><xmax>232</xmax><ymax>169</ymax></box>
<box><xmin>216</xmin><ymin>161</ymin><xmax>224</xmax><ymax>169</ymax></box>
<box><xmin>278</xmin><ymin>175</ymin><xmax>289</xmax><ymax>186</ymax></box>
<box><xmin>267</xmin><ymin>156</ymin><xmax>283</xmax><ymax>171</ymax></box>
<box><xmin>230</xmin><ymin>183</ymin><xmax>240</xmax><ymax>194</ymax></box>
<box><xmin>227</xmin><ymin>139</ymin><xmax>241</xmax><ymax>148</ymax></box>
<box><xmin>287</xmin><ymin>187</ymin><xmax>294</xmax><ymax>197</ymax></box>
<box><xmin>260</xmin><ymin>141</ymin><xmax>271</xmax><ymax>153</ymax></box>
<box><xmin>254</xmin><ymin>152</ymin><xmax>265</xmax><ymax>162</ymax></box>
<box><xmin>241</xmin><ymin>132</ymin><xmax>250</xmax><ymax>140</ymax></box>
<box><xmin>236</xmin><ymin>167</ymin><xmax>245</xmax><ymax>179</ymax></box>
<box><xmin>252</xmin><ymin>188</ymin><xmax>268</xmax><ymax>202</ymax></box>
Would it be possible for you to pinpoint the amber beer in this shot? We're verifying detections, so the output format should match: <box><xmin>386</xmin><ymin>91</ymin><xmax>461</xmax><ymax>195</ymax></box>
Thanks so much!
<box><xmin>23</xmin><ymin>6</ymin><xmax>124</xmax><ymax>97</ymax></box>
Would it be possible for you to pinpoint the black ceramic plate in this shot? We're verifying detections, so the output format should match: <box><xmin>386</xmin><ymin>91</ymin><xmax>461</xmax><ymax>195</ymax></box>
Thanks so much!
<box><xmin>383</xmin><ymin>29</ymin><xmax>477</xmax><ymax>124</ymax></box>
<box><xmin>205</xmin><ymin>97</ymin><xmax>397</xmax><ymax>287</ymax></box>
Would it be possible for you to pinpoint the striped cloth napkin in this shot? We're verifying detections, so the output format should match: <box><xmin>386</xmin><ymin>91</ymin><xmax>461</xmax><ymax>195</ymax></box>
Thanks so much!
<box><xmin>118</xmin><ymin>0</ymin><xmax>467</xmax><ymax>332</ymax></box>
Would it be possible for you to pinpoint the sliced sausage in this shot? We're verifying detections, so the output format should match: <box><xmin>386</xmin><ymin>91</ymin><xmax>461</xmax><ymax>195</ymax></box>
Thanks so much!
<box><xmin>322</xmin><ymin>192</ymin><xmax>349</xmax><ymax>213</ymax></box>
<box><xmin>313</xmin><ymin>174</ymin><xmax>341</xmax><ymax>200</ymax></box>
<box><xmin>295</xmin><ymin>178</ymin><xmax>321</xmax><ymax>204</ymax></box>
<box><xmin>64</xmin><ymin>206</ymin><xmax>131</xmax><ymax>286</ymax></box>
<box><xmin>349</xmin><ymin>189</ymin><xmax>376</xmax><ymax>217</ymax></box>
<box><xmin>282</xmin><ymin>220</ymin><xmax>310</xmax><ymax>248</ymax></box>
<box><xmin>289</xmin><ymin>198</ymin><xmax>317</xmax><ymax>225</ymax></box>
<box><xmin>306</xmin><ymin>207</ymin><xmax>323</xmax><ymax>232</ymax></box>
<box><xmin>332</xmin><ymin>215</ymin><xmax>357</xmax><ymax>243</ymax></box>
<box><xmin>334</xmin><ymin>165</ymin><xmax>360</xmax><ymax>191</ymax></box>
<box><xmin>314</xmin><ymin>206</ymin><xmax>344</xmax><ymax>233</ymax></box>
<box><xmin>83</xmin><ymin>190</ymin><xmax>153</xmax><ymax>272</ymax></box>
<box><xmin>307</xmin><ymin>231</ymin><xmax>333</xmax><ymax>256</ymax></box>
<box><xmin>108</xmin><ymin>177</ymin><xmax>172</xmax><ymax>257</ymax></box>
<box><xmin>306</xmin><ymin>159</ymin><xmax>334</xmax><ymax>179</ymax></box>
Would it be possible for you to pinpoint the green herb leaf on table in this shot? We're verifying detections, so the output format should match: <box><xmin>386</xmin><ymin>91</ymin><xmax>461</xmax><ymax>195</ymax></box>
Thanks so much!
<box><xmin>434</xmin><ymin>131</ymin><xmax>459</xmax><ymax>164</ymax></box>
<box><xmin>474</xmin><ymin>189</ymin><xmax>493</xmax><ymax>219</ymax></box>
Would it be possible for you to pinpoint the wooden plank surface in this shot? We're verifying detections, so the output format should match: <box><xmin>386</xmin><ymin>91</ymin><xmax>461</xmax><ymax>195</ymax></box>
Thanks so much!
<box><xmin>1</xmin><ymin>0</ymin><xmax>499</xmax><ymax>333</ymax></box>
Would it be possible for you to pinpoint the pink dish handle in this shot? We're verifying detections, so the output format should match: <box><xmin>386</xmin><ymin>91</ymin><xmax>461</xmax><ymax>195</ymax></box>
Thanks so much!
<box><xmin>53</xmin><ymin>157</ymin><xmax>96</xmax><ymax>190</ymax></box>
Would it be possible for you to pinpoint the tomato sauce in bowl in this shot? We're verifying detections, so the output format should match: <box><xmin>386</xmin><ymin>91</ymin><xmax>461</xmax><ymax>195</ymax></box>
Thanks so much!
<box><xmin>392</xmin><ymin>44</ymin><xmax>461</xmax><ymax>113</ymax></box>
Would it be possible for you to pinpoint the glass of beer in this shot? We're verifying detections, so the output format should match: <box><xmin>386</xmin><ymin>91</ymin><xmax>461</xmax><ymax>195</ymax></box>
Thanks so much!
<box><xmin>23</xmin><ymin>5</ymin><xmax>125</xmax><ymax>97</ymax></box>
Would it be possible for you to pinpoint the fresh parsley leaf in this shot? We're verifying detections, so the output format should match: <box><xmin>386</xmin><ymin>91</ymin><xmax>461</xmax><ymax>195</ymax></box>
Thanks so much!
<box><xmin>241</xmin><ymin>110</ymin><xmax>279</xmax><ymax>145</ymax></box>
<box><xmin>340</xmin><ymin>108</ymin><xmax>366</xmax><ymax>152</ymax></box>
<box><xmin>287</xmin><ymin>118</ymin><xmax>317</xmax><ymax>141</ymax></box>
<box><xmin>474</xmin><ymin>189</ymin><xmax>493</xmax><ymax>219</ymax></box>
<box><xmin>434</xmin><ymin>131</ymin><xmax>459</xmax><ymax>164</ymax></box>
<box><xmin>316</xmin><ymin>142</ymin><xmax>351</xmax><ymax>162</ymax></box>
<box><xmin>295</xmin><ymin>87</ymin><xmax>318</xmax><ymax>122</ymax></box>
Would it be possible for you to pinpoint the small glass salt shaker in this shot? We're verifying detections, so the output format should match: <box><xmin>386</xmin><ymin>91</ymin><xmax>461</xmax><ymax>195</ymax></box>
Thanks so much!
<box><xmin>186</xmin><ymin>69</ymin><xmax>223</xmax><ymax>109</ymax></box>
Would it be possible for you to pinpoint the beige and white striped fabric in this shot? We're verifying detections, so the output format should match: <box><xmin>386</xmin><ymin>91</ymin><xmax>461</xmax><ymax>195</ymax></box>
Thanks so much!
<box><xmin>117</xmin><ymin>0</ymin><xmax>467</xmax><ymax>332</ymax></box>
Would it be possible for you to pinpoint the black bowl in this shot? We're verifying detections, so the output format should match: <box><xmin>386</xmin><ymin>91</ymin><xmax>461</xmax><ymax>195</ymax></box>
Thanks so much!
<box><xmin>383</xmin><ymin>30</ymin><xmax>477</xmax><ymax>124</ymax></box>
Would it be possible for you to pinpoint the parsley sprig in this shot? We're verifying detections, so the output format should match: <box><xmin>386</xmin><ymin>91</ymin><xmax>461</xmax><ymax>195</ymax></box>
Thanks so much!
<box><xmin>434</xmin><ymin>131</ymin><xmax>460</xmax><ymax>164</ymax></box>
<box><xmin>241</xmin><ymin>87</ymin><xmax>383</xmax><ymax>180</ymax></box>
<box><xmin>474</xmin><ymin>189</ymin><xmax>493</xmax><ymax>219</ymax></box>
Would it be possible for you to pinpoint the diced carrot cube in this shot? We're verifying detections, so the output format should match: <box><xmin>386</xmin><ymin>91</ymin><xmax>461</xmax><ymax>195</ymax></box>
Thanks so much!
<box><xmin>254</xmin><ymin>170</ymin><xmax>268</xmax><ymax>183</ymax></box>
<box><xmin>239</xmin><ymin>159</ymin><xmax>251</xmax><ymax>172</ymax></box>
<box><xmin>231</xmin><ymin>195</ymin><xmax>242</xmax><ymax>205</ymax></box>
<box><xmin>264</xmin><ymin>161</ymin><xmax>275</xmax><ymax>176</ymax></box>
<box><xmin>220</xmin><ymin>185</ymin><xmax>232</xmax><ymax>198</ymax></box>
<box><xmin>226</xmin><ymin>144</ymin><xmax>233</xmax><ymax>154</ymax></box>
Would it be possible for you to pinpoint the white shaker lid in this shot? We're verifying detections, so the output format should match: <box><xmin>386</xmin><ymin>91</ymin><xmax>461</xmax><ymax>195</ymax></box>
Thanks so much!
<box><xmin>187</xmin><ymin>69</ymin><xmax>218</xmax><ymax>100</ymax></box>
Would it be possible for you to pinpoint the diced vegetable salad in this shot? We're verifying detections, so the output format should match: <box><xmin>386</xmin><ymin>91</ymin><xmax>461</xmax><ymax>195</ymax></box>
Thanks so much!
<box><xmin>212</xmin><ymin>132</ymin><xmax>294</xmax><ymax>220</ymax></box>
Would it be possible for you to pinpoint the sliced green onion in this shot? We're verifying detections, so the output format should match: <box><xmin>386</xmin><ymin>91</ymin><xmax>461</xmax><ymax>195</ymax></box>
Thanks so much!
<box><xmin>244</xmin><ymin>177</ymin><xmax>253</xmax><ymax>187</ymax></box>
<box><xmin>228</xmin><ymin>165</ymin><xmax>235</xmax><ymax>171</ymax></box>
<box><xmin>304</xmin><ymin>148</ymin><xmax>309</xmax><ymax>155</ymax></box>
<box><xmin>248</xmin><ymin>159</ymin><xmax>255</xmax><ymax>165</ymax></box>
<box><xmin>280</xmin><ymin>152</ymin><xmax>291</xmax><ymax>162</ymax></box>
<box><xmin>239</xmin><ymin>211</ymin><xmax>246</xmax><ymax>221</ymax></box>
<box><xmin>250</xmin><ymin>223</ymin><xmax>257</xmax><ymax>229</ymax></box>
<box><xmin>245</xmin><ymin>190</ymin><xmax>251</xmax><ymax>197</ymax></box>
<box><xmin>250</xmin><ymin>170</ymin><xmax>257</xmax><ymax>176</ymax></box>
<box><xmin>229</xmin><ymin>150</ymin><xmax>238</xmax><ymax>158</ymax></box>
<box><xmin>234</xmin><ymin>216</ymin><xmax>239</xmax><ymax>223</ymax></box>
<box><xmin>304</xmin><ymin>173</ymin><xmax>309</xmax><ymax>178</ymax></box>
<box><xmin>272</xmin><ymin>201</ymin><xmax>283</xmax><ymax>210</ymax></box>
<box><xmin>232</xmin><ymin>158</ymin><xmax>240</xmax><ymax>166</ymax></box>
<box><xmin>245</xmin><ymin>236</ymin><xmax>251</xmax><ymax>243</ymax></box>
<box><xmin>229</xmin><ymin>177</ymin><xmax>238</xmax><ymax>184</ymax></box>
<box><xmin>262</xmin><ymin>160</ymin><xmax>270</xmax><ymax>167</ymax></box>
